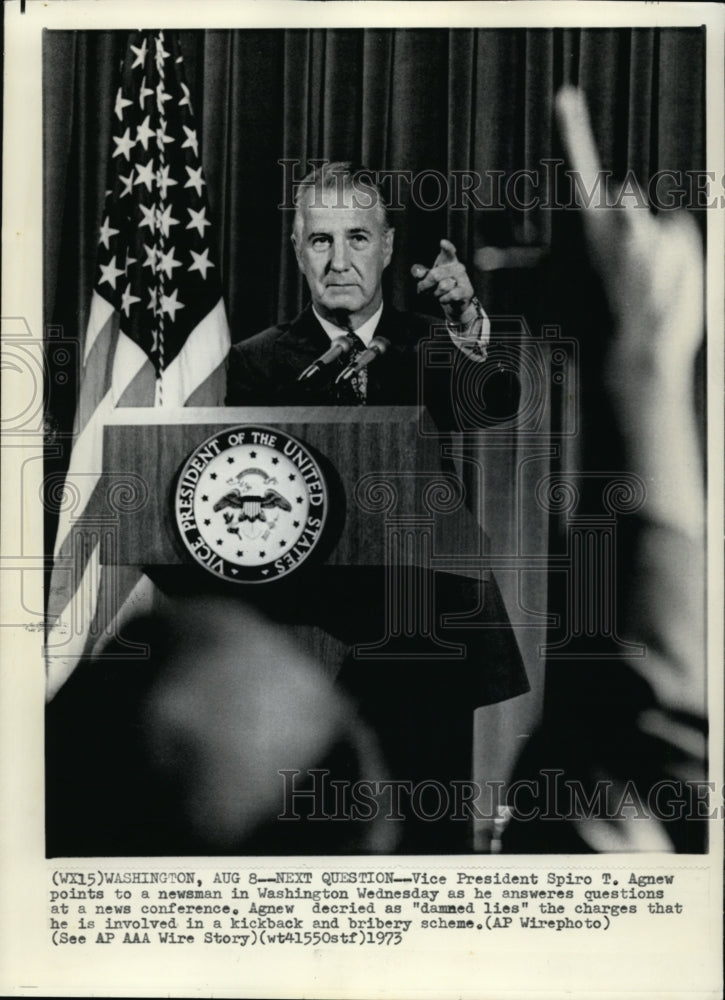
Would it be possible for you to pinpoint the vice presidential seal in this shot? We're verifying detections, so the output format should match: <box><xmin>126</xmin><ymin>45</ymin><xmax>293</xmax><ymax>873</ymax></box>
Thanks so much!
<box><xmin>174</xmin><ymin>426</ymin><xmax>328</xmax><ymax>583</ymax></box>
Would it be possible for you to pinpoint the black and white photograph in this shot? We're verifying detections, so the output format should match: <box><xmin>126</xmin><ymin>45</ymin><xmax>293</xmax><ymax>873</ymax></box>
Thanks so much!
<box><xmin>1</xmin><ymin>1</ymin><xmax>723</xmax><ymax>997</ymax></box>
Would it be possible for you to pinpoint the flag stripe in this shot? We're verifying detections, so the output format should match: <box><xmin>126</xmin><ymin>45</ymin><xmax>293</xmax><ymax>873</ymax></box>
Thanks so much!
<box><xmin>156</xmin><ymin>298</ymin><xmax>230</xmax><ymax>405</ymax></box>
<box><xmin>76</xmin><ymin>305</ymin><xmax>116</xmax><ymax>430</ymax></box>
<box><xmin>185</xmin><ymin>358</ymin><xmax>229</xmax><ymax>408</ymax></box>
<box><xmin>115</xmin><ymin>356</ymin><xmax>158</xmax><ymax>408</ymax></box>
<box><xmin>52</xmin><ymin>339</ymin><xmax>149</xmax><ymax>558</ymax></box>
<box><xmin>84</xmin><ymin>292</ymin><xmax>116</xmax><ymax>363</ymax></box>
<box><xmin>89</xmin><ymin>570</ymin><xmax>158</xmax><ymax>661</ymax></box>
<box><xmin>47</xmin><ymin>541</ymin><xmax>101</xmax><ymax>700</ymax></box>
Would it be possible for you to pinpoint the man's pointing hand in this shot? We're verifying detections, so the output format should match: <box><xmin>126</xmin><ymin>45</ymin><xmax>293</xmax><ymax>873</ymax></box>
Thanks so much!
<box><xmin>411</xmin><ymin>238</ymin><xmax>478</xmax><ymax>325</ymax></box>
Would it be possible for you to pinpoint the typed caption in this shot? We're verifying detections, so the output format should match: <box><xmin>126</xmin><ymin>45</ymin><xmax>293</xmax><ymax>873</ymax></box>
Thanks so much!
<box><xmin>48</xmin><ymin>864</ymin><xmax>692</xmax><ymax>949</ymax></box>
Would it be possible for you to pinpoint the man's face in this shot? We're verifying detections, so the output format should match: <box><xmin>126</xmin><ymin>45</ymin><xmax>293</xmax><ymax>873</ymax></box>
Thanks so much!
<box><xmin>292</xmin><ymin>183</ymin><xmax>394</xmax><ymax>328</ymax></box>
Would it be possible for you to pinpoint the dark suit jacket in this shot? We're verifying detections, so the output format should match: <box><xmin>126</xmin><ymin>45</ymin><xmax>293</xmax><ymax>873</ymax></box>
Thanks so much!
<box><xmin>226</xmin><ymin>302</ymin><xmax>520</xmax><ymax>423</ymax></box>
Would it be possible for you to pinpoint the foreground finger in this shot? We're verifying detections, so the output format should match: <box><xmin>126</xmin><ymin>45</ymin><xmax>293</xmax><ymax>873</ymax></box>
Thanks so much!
<box><xmin>556</xmin><ymin>87</ymin><xmax>602</xmax><ymax>203</ymax></box>
<box><xmin>555</xmin><ymin>86</ymin><xmax>613</xmax><ymax>244</ymax></box>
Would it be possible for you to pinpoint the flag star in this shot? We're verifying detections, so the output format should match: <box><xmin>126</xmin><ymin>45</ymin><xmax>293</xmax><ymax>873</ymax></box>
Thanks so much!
<box><xmin>123</xmin><ymin>249</ymin><xmax>138</xmax><ymax>273</ymax></box>
<box><xmin>98</xmin><ymin>216</ymin><xmax>119</xmax><ymax>249</ymax></box>
<box><xmin>142</xmin><ymin>243</ymin><xmax>158</xmax><ymax>271</ymax></box>
<box><xmin>184</xmin><ymin>164</ymin><xmax>205</xmax><ymax>197</ymax></box>
<box><xmin>114</xmin><ymin>87</ymin><xmax>132</xmax><ymax>122</ymax></box>
<box><xmin>136</xmin><ymin>115</ymin><xmax>155</xmax><ymax>151</ymax></box>
<box><xmin>98</xmin><ymin>255</ymin><xmax>124</xmax><ymax>290</ymax></box>
<box><xmin>120</xmin><ymin>281</ymin><xmax>141</xmax><ymax>316</ymax></box>
<box><xmin>186</xmin><ymin>205</ymin><xmax>211</xmax><ymax>238</ymax></box>
<box><xmin>119</xmin><ymin>171</ymin><xmax>134</xmax><ymax>198</ymax></box>
<box><xmin>147</xmin><ymin>287</ymin><xmax>158</xmax><ymax>315</ymax></box>
<box><xmin>157</xmin><ymin>204</ymin><xmax>179</xmax><ymax>238</ymax></box>
<box><xmin>155</xmin><ymin>35</ymin><xmax>170</xmax><ymax>65</ymax></box>
<box><xmin>112</xmin><ymin>128</ymin><xmax>136</xmax><ymax>161</ymax></box>
<box><xmin>188</xmin><ymin>247</ymin><xmax>214</xmax><ymax>280</ymax></box>
<box><xmin>156</xmin><ymin>164</ymin><xmax>178</xmax><ymax>200</ymax></box>
<box><xmin>161</xmin><ymin>288</ymin><xmax>184</xmax><ymax>321</ymax></box>
<box><xmin>130</xmin><ymin>37</ymin><xmax>148</xmax><ymax>69</ymax></box>
<box><xmin>179</xmin><ymin>81</ymin><xmax>192</xmax><ymax>110</ymax></box>
<box><xmin>155</xmin><ymin>122</ymin><xmax>174</xmax><ymax>148</ymax></box>
<box><xmin>158</xmin><ymin>246</ymin><xmax>182</xmax><ymax>279</ymax></box>
<box><xmin>139</xmin><ymin>75</ymin><xmax>154</xmax><ymax>109</ymax></box>
<box><xmin>181</xmin><ymin>125</ymin><xmax>199</xmax><ymax>158</ymax></box>
<box><xmin>134</xmin><ymin>158</ymin><xmax>155</xmax><ymax>192</ymax></box>
<box><xmin>156</xmin><ymin>82</ymin><xmax>173</xmax><ymax>110</ymax></box>
<box><xmin>138</xmin><ymin>203</ymin><xmax>157</xmax><ymax>230</ymax></box>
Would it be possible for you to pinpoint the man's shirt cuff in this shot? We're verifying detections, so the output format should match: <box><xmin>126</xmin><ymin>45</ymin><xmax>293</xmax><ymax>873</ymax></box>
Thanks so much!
<box><xmin>447</xmin><ymin>297</ymin><xmax>490</xmax><ymax>361</ymax></box>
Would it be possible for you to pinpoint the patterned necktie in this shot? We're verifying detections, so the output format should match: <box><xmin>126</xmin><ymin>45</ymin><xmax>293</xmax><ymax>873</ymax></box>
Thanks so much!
<box><xmin>347</xmin><ymin>332</ymin><xmax>368</xmax><ymax>403</ymax></box>
<box><xmin>334</xmin><ymin>330</ymin><xmax>368</xmax><ymax>404</ymax></box>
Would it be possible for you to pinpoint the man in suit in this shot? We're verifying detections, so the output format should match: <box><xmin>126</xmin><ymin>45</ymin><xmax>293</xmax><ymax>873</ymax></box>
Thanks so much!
<box><xmin>226</xmin><ymin>160</ymin><xmax>497</xmax><ymax>409</ymax></box>
<box><xmin>223</xmin><ymin>162</ymin><xmax>528</xmax><ymax>852</ymax></box>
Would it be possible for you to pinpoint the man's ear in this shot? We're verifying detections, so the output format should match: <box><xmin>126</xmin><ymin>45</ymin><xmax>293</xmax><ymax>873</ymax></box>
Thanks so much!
<box><xmin>291</xmin><ymin>232</ymin><xmax>303</xmax><ymax>272</ymax></box>
<box><xmin>383</xmin><ymin>227</ymin><xmax>395</xmax><ymax>269</ymax></box>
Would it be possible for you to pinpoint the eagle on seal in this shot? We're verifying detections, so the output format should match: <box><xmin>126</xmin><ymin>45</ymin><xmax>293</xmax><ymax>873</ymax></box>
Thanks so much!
<box><xmin>213</xmin><ymin>487</ymin><xmax>292</xmax><ymax>523</ymax></box>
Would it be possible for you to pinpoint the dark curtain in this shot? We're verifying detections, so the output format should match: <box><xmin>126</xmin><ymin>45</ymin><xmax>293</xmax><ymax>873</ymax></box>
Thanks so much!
<box><xmin>43</xmin><ymin>28</ymin><xmax>706</xmax><ymax>813</ymax></box>
<box><xmin>44</xmin><ymin>27</ymin><xmax>705</xmax><ymax>349</ymax></box>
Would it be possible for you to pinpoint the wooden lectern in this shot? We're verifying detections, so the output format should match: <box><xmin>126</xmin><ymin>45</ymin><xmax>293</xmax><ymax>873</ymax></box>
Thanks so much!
<box><xmin>102</xmin><ymin>405</ymin><xmax>486</xmax><ymax>576</ymax></box>
<box><xmin>100</xmin><ymin>404</ymin><xmax>502</xmax><ymax>665</ymax></box>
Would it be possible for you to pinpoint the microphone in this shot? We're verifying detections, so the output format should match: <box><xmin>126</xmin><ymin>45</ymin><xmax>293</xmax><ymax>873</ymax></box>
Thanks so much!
<box><xmin>298</xmin><ymin>334</ymin><xmax>355</xmax><ymax>382</ymax></box>
<box><xmin>335</xmin><ymin>336</ymin><xmax>390</xmax><ymax>383</ymax></box>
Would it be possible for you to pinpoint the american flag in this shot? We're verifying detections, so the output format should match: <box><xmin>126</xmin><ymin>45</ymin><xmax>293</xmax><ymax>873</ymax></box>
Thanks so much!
<box><xmin>46</xmin><ymin>30</ymin><xmax>230</xmax><ymax>698</ymax></box>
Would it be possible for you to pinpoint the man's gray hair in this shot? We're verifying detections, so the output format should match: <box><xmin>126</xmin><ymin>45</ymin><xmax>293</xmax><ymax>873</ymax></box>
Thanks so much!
<box><xmin>292</xmin><ymin>161</ymin><xmax>393</xmax><ymax>238</ymax></box>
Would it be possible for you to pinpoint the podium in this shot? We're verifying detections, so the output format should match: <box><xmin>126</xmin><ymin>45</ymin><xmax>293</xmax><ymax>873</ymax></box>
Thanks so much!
<box><xmin>102</xmin><ymin>405</ymin><xmax>486</xmax><ymax>578</ymax></box>
<box><xmin>97</xmin><ymin>404</ymin><xmax>503</xmax><ymax>669</ymax></box>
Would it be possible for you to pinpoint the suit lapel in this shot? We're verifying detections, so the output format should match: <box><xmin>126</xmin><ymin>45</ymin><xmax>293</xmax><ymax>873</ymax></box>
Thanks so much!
<box><xmin>366</xmin><ymin>305</ymin><xmax>418</xmax><ymax>404</ymax></box>
<box><xmin>272</xmin><ymin>305</ymin><xmax>330</xmax><ymax>379</ymax></box>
